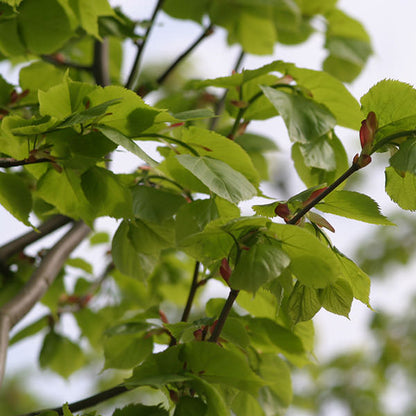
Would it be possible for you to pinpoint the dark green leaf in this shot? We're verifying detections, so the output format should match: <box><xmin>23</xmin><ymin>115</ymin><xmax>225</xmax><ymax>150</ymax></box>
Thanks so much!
<box><xmin>320</xmin><ymin>278</ymin><xmax>353</xmax><ymax>317</ymax></box>
<box><xmin>230</xmin><ymin>244</ymin><xmax>290</xmax><ymax>293</ymax></box>
<box><xmin>261</xmin><ymin>86</ymin><xmax>336</xmax><ymax>143</ymax></box>
<box><xmin>174</xmin><ymin>397</ymin><xmax>207</xmax><ymax>416</ymax></box>
<box><xmin>113</xmin><ymin>404</ymin><xmax>168</xmax><ymax>416</ymax></box>
<box><xmin>287</xmin><ymin>282</ymin><xmax>322</xmax><ymax>324</ymax></box>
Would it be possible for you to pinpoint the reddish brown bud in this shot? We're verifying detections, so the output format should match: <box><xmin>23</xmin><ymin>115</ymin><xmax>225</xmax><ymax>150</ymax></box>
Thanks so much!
<box><xmin>193</xmin><ymin>328</ymin><xmax>204</xmax><ymax>341</ymax></box>
<box><xmin>159</xmin><ymin>309</ymin><xmax>169</xmax><ymax>324</ymax></box>
<box><xmin>360</xmin><ymin>111</ymin><xmax>378</xmax><ymax>153</ymax></box>
<box><xmin>303</xmin><ymin>187</ymin><xmax>328</xmax><ymax>206</ymax></box>
<box><xmin>170</xmin><ymin>122</ymin><xmax>185</xmax><ymax>128</ymax></box>
<box><xmin>219</xmin><ymin>258</ymin><xmax>232</xmax><ymax>283</ymax></box>
<box><xmin>274</xmin><ymin>203</ymin><xmax>290</xmax><ymax>219</ymax></box>
<box><xmin>230</xmin><ymin>100</ymin><xmax>248</xmax><ymax>108</ymax></box>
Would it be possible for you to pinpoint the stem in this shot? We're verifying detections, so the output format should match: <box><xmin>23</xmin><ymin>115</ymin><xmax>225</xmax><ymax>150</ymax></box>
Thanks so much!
<box><xmin>0</xmin><ymin>157</ymin><xmax>53</xmax><ymax>168</ymax></box>
<box><xmin>92</xmin><ymin>38</ymin><xmax>110</xmax><ymax>87</ymax></box>
<box><xmin>0</xmin><ymin>215</ymin><xmax>72</xmax><ymax>262</ymax></box>
<box><xmin>180</xmin><ymin>261</ymin><xmax>200</xmax><ymax>322</ymax></box>
<box><xmin>135</xmin><ymin>133</ymin><xmax>200</xmax><ymax>156</ymax></box>
<box><xmin>156</xmin><ymin>24</ymin><xmax>214</xmax><ymax>86</ymax></box>
<box><xmin>371</xmin><ymin>129</ymin><xmax>416</xmax><ymax>153</ymax></box>
<box><xmin>208</xmin><ymin>289</ymin><xmax>239</xmax><ymax>343</ymax></box>
<box><xmin>209</xmin><ymin>49</ymin><xmax>245</xmax><ymax>131</ymax></box>
<box><xmin>288</xmin><ymin>162</ymin><xmax>360</xmax><ymax>225</ymax></box>
<box><xmin>41</xmin><ymin>55</ymin><xmax>92</xmax><ymax>72</ymax></box>
<box><xmin>18</xmin><ymin>384</ymin><xmax>129</xmax><ymax>416</ymax></box>
<box><xmin>125</xmin><ymin>0</ymin><xmax>165</xmax><ymax>90</ymax></box>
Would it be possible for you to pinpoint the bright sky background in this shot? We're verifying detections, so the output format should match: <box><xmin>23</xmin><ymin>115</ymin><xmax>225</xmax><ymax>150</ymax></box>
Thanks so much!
<box><xmin>2</xmin><ymin>0</ymin><xmax>416</xmax><ymax>412</ymax></box>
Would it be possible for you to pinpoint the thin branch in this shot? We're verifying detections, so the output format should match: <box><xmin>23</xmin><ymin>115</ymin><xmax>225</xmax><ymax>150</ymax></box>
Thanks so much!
<box><xmin>41</xmin><ymin>55</ymin><xmax>92</xmax><ymax>72</ymax></box>
<box><xmin>209</xmin><ymin>49</ymin><xmax>245</xmax><ymax>131</ymax></box>
<box><xmin>0</xmin><ymin>157</ymin><xmax>53</xmax><ymax>168</ymax></box>
<box><xmin>287</xmin><ymin>162</ymin><xmax>361</xmax><ymax>225</ymax></box>
<box><xmin>181</xmin><ymin>261</ymin><xmax>200</xmax><ymax>322</ymax></box>
<box><xmin>208</xmin><ymin>289</ymin><xmax>239</xmax><ymax>343</ymax></box>
<box><xmin>0</xmin><ymin>221</ymin><xmax>90</xmax><ymax>387</ymax></box>
<box><xmin>92</xmin><ymin>38</ymin><xmax>110</xmax><ymax>87</ymax></box>
<box><xmin>156</xmin><ymin>24</ymin><xmax>214</xmax><ymax>86</ymax></box>
<box><xmin>0</xmin><ymin>215</ymin><xmax>72</xmax><ymax>263</ymax></box>
<box><xmin>125</xmin><ymin>0</ymin><xmax>165</xmax><ymax>90</ymax></box>
<box><xmin>18</xmin><ymin>384</ymin><xmax>129</xmax><ymax>416</ymax></box>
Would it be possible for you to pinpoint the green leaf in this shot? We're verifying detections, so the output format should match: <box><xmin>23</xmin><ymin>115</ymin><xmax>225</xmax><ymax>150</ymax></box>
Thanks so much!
<box><xmin>247</xmin><ymin>317</ymin><xmax>304</xmax><ymax>355</ymax></box>
<box><xmin>390</xmin><ymin>138</ymin><xmax>416</xmax><ymax>176</ymax></box>
<box><xmin>125</xmin><ymin>346</ymin><xmax>191</xmax><ymax>388</ymax></box>
<box><xmin>230</xmin><ymin>244</ymin><xmax>290</xmax><ymax>293</ymax></box>
<box><xmin>0</xmin><ymin>18</ymin><xmax>25</xmax><ymax>57</ymax></box>
<box><xmin>237</xmin><ymin>288</ymin><xmax>280</xmax><ymax>319</ymax></box>
<box><xmin>182</xmin><ymin>342</ymin><xmax>265</xmax><ymax>393</ymax></box>
<box><xmin>175</xmin><ymin>198</ymin><xmax>219</xmax><ymax>244</ymax></box>
<box><xmin>232</xmin><ymin>391</ymin><xmax>264</xmax><ymax>416</ymax></box>
<box><xmin>88</xmin><ymin>85</ymin><xmax>161</xmax><ymax>136</ymax></box>
<box><xmin>9</xmin><ymin>316</ymin><xmax>49</xmax><ymax>346</ymax></box>
<box><xmin>176</xmin><ymin>154</ymin><xmax>257</xmax><ymax>203</ymax></box>
<box><xmin>132</xmin><ymin>186</ymin><xmax>186</xmax><ymax>223</ymax></box>
<box><xmin>261</xmin><ymin>86</ymin><xmax>336</xmax><ymax>143</ymax></box>
<box><xmin>39</xmin><ymin>331</ymin><xmax>85</xmax><ymax>378</ymax></box>
<box><xmin>0</xmin><ymin>74</ymin><xmax>14</xmax><ymax>107</ymax></box>
<box><xmin>333</xmin><ymin>248</ymin><xmax>371</xmax><ymax>307</ymax></box>
<box><xmin>104</xmin><ymin>334</ymin><xmax>152</xmax><ymax>369</ymax></box>
<box><xmin>38</xmin><ymin>78</ymin><xmax>96</xmax><ymax>121</ymax></box>
<box><xmin>221</xmin><ymin>317</ymin><xmax>250</xmax><ymax>348</ymax></box>
<box><xmin>163</xmin><ymin>0</ymin><xmax>208</xmax><ymax>23</ymax></box>
<box><xmin>361</xmin><ymin>80</ymin><xmax>416</xmax><ymax>128</ymax></box>
<box><xmin>89</xmin><ymin>231</ymin><xmax>110</xmax><ymax>245</ymax></box>
<box><xmin>320</xmin><ymin>278</ymin><xmax>353</xmax><ymax>317</ymax></box>
<box><xmin>174</xmin><ymin>397</ymin><xmax>207</xmax><ymax>416</ymax></box>
<box><xmin>81</xmin><ymin>166</ymin><xmax>133</xmax><ymax>219</ymax></box>
<box><xmin>258</xmin><ymin>353</ymin><xmax>293</xmax><ymax>408</ymax></box>
<box><xmin>112</xmin><ymin>221</ymin><xmax>157</xmax><ymax>280</ymax></box>
<box><xmin>317</xmin><ymin>190</ymin><xmax>393</xmax><ymax>225</ymax></box>
<box><xmin>287</xmin><ymin>282</ymin><xmax>322</xmax><ymax>324</ymax></box>
<box><xmin>18</xmin><ymin>0</ymin><xmax>76</xmax><ymax>54</ymax></box>
<box><xmin>172</xmin><ymin>108</ymin><xmax>216</xmax><ymax>121</ymax></box>
<box><xmin>113</xmin><ymin>404</ymin><xmax>168</xmax><ymax>416</ymax></box>
<box><xmin>66</xmin><ymin>257</ymin><xmax>93</xmax><ymax>274</ymax></box>
<box><xmin>235</xmin><ymin>133</ymin><xmax>278</xmax><ymax>153</ymax></box>
<box><xmin>270</xmin><ymin>223</ymin><xmax>339</xmax><ymax>288</ymax></box>
<box><xmin>98</xmin><ymin>124</ymin><xmax>160</xmax><ymax>169</ymax></box>
<box><xmin>385</xmin><ymin>166</ymin><xmax>416</xmax><ymax>210</ymax></box>
<box><xmin>36</xmin><ymin>168</ymin><xmax>94</xmax><ymax>223</ymax></box>
<box><xmin>181</xmin><ymin>127</ymin><xmax>260</xmax><ymax>186</ymax></box>
<box><xmin>291</xmin><ymin>132</ymin><xmax>348</xmax><ymax>187</ymax></box>
<box><xmin>298</xmin><ymin>134</ymin><xmax>336</xmax><ymax>171</ymax></box>
<box><xmin>0</xmin><ymin>172</ymin><xmax>32</xmax><ymax>226</ymax></box>
<box><xmin>2</xmin><ymin>114</ymin><xmax>57</xmax><ymax>136</ymax></box>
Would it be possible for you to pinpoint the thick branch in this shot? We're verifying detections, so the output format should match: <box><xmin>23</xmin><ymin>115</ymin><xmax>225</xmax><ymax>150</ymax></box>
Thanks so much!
<box><xmin>0</xmin><ymin>221</ymin><xmax>90</xmax><ymax>387</ymax></box>
<box><xmin>0</xmin><ymin>215</ymin><xmax>72</xmax><ymax>263</ymax></box>
<box><xmin>92</xmin><ymin>38</ymin><xmax>110</xmax><ymax>87</ymax></box>
<box><xmin>125</xmin><ymin>0</ymin><xmax>165</xmax><ymax>90</ymax></box>
<box><xmin>0</xmin><ymin>157</ymin><xmax>52</xmax><ymax>168</ymax></box>
<box><xmin>18</xmin><ymin>384</ymin><xmax>129</xmax><ymax>416</ymax></box>
<box><xmin>156</xmin><ymin>24</ymin><xmax>214</xmax><ymax>86</ymax></box>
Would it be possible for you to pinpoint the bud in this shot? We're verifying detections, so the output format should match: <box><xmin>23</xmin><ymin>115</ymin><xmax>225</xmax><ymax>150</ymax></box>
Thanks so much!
<box><xmin>274</xmin><ymin>203</ymin><xmax>291</xmax><ymax>220</ymax></box>
<box><xmin>360</xmin><ymin>111</ymin><xmax>378</xmax><ymax>154</ymax></box>
<box><xmin>219</xmin><ymin>258</ymin><xmax>232</xmax><ymax>283</ymax></box>
<box><xmin>303</xmin><ymin>187</ymin><xmax>328</xmax><ymax>206</ymax></box>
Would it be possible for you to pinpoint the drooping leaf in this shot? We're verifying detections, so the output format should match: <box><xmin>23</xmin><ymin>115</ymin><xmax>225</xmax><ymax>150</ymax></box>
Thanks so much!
<box><xmin>261</xmin><ymin>86</ymin><xmax>336</xmax><ymax>143</ymax></box>
<box><xmin>317</xmin><ymin>190</ymin><xmax>393</xmax><ymax>225</ymax></box>
<box><xmin>111</xmin><ymin>221</ymin><xmax>157</xmax><ymax>280</ymax></box>
<box><xmin>230</xmin><ymin>244</ymin><xmax>290</xmax><ymax>293</ymax></box>
<box><xmin>0</xmin><ymin>172</ymin><xmax>32</xmax><ymax>226</ymax></box>
<box><xmin>385</xmin><ymin>166</ymin><xmax>416</xmax><ymax>210</ymax></box>
<box><xmin>287</xmin><ymin>282</ymin><xmax>322</xmax><ymax>324</ymax></box>
<box><xmin>319</xmin><ymin>278</ymin><xmax>354</xmax><ymax>317</ymax></box>
<box><xmin>176</xmin><ymin>154</ymin><xmax>257</xmax><ymax>203</ymax></box>
<box><xmin>298</xmin><ymin>134</ymin><xmax>336</xmax><ymax>171</ymax></box>
<box><xmin>269</xmin><ymin>223</ymin><xmax>339</xmax><ymax>288</ymax></box>
<box><xmin>39</xmin><ymin>331</ymin><xmax>85</xmax><ymax>378</ymax></box>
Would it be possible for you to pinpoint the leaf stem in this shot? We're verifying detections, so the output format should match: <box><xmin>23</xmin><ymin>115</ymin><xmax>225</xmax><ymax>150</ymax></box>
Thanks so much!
<box><xmin>41</xmin><ymin>55</ymin><xmax>92</xmax><ymax>72</ymax></box>
<box><xmin>0</xmin><ymin>157</ymin><xmax>53</xmax><ymax>168</ymax></box>
<box><xmin>135</xmin><ymin>133</ymin><xmax>200</xmax><ymax>156</ymax></box>
<box><xmin>287</xmin><ymin>162</ymin><xmax>361</xmax><ymax>225</ymax></box>
<box><xmin>208</xmin><ymin>289</ymin><xmax>239</xmax><ymax>343</ymax></box>
<box><xmin>156</xmin><ymin>24</ymin><xmax>214</xmax><ymax>87</ymax></box>
<box><xmin>125</xmin><ymin>0</ymin><xmax>165</xmax><ymax>90</ymax></box>
<box><xmin>371</xmin><ymin>129</ymin><xmax>416</xmax><ymax>153</ymax></box>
